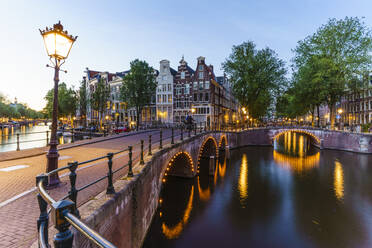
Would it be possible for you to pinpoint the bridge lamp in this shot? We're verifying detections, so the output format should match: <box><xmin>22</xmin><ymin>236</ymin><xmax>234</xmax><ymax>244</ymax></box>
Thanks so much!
<box><xmin>40</xmin><ymin>21</ymin><xmax>77</xmax><ymax>187</ymax></box>
<box><xmin>338</xmin><ymin>109</ymin><xmax>343</xmax><ymax>114</ymax></box>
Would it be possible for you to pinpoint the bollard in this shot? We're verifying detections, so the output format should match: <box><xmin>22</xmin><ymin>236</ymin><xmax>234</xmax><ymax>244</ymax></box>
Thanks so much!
<box><xmin>46</xmin><ymin>131</ymin><xmax>49</xmax><ymax>146</ymax></box>
<box><xmin>68</xmin><ymin>161</ymin><xmax>80</xmax><ymax>217</ymax></box>
<box><xmin>140</xmin><ymin>140</ymin><xmax>144</xmax><ymax>165</ymax></box>
<box><xmin>171</xmin><ymin>128</ymin><xmax>174</xmax><ymax>144</ymax></box>
<box><xmin>181</xmin><ymin>127</ymin><xmax>183</xmax><ymax>141</ymax></box>
<box><xmin>159</xmin><ymin>130</ymin><xmax>163</xmax><ymax>149</ymax></box>
<box><xmin>36</xmin><ymin>174</ymin><xmax>49</xmax><ymax>247</ymax></box>
<box><xmin>127</xmin><ymin>146</ymin><xmax>133</xmax><ymax>177</ymax></box>
<box><xmin>209</xmin><ymin>156</ymin><xmax>215</xmax><ymax>176</ymax></box>
<box><xmin>52</xmin><ymin>200</ymin><xmax>74</xmax><ymax>247</ymax></box>
<box><xmin>71</xmin><ymin>129</ymin><xmax>74</xmax><ymax>143</ymax></box>
<box><xmin>106</xmin><ymin>153</ymin><xmax>115</xmax><ymax>194</ymax></box>
<box><xmin>16</xmin><ymin>133</ymin><xmax>20</xmax><ymax>151</ymax></box>
<box><xmin>148</xmin><ymin>135</ymin><xmax>152</xmax><ymax>156</ymax></box>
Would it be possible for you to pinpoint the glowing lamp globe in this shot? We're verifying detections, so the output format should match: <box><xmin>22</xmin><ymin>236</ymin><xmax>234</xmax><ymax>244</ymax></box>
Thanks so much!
<box><xmin>40</xmin><ymin>21</ymin><xmax>77</xmax><ymax>60</ymax></box>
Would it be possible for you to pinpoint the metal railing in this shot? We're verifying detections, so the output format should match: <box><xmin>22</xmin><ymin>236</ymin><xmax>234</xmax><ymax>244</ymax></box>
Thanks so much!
<box><xmin>36</xmin><ymin>126</ymin><xmax>210</xmax><ymax>247</ymax></box>
<box><xmin>0</xmin><ymin>128</ymin><xmax>114</xmax><ymax>152</ymax></box>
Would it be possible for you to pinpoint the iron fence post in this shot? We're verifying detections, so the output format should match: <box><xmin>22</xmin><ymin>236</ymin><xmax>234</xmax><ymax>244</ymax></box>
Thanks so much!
<box><xmin>171</xmin><ymin>128</ymin><xmax>174</xmax><ymax>144</ymax></box>
<box><xmin>106</xmin><ymin>153</ymin><xmax>115</xmax><ymax>194</ymax></box>
<box><xmin>159</xmin><ymin>130</ymin><xmax>163</xmax><ymax>149</ymax></box>
<box><xmin>52</xmin><ymin>200</ymin><xmax>74</xmax><ymax>248</ymax></box>
<box><xmin>194</xmin><ymin>124</ymin><xmax>196</xmax><ymax>135</ymax></box>
<box><xmin>148</xmin><ymin>135</ymin><xmax>152</xmax><ymax>156</ymax></box>
<box><xmin>36</xmin><ymin>174</ymin><xmax>49</xmax><ymax>248</ymax></box>
<box><xmin>181</xmin><ymin>127</ymin><xmax>183</xmax><ymax>141</ymax></box>
<box><xmin>140</xmin><ymin>140</ymin><xmax>144</xmax><ymax>165</ymax></box>
<box><xmin>71</xmin><ymin>129</ymin><xmax>74</xmax><ymax>143</ymax></box>
<box><xmin>68</xmin><ymin>161</ymin><xmax>80</xmax><ymax>217</ymax></box>
<box><xmin>127</xmin><ymin>146</ymin><xmax>133</xmax><ymax>177</ymax></box>
<box><xmin>46</xmin><ymin>130</ymin><xmax>49</xmax><ymax>146</ymax></box>
<box><xmin>16</xmin><ymin>133</ymin><xmax>20</xmax><ymax>151</ymax></box>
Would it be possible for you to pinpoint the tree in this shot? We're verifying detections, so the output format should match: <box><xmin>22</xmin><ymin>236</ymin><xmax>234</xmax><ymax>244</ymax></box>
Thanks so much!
<box><xmin>78</xmin><ymin>80</ymin><xmax>88</xmax><ymax>126</ymax></box>
<box><xmin>120</xmin><ymin>59</ymin><xmax>157</xmax><ymax>130</ymax></box>
<box><xmin>293</xmin><ymin>17</ymin><xmax>372</xmax><ymax>129</ymax></box>
<box><xmin>222</xmin><ymin>41</ymin><xmax>288</xmax><ymax>119</ymax></box>
<box><xmin>91</xmin><ymin>77</ymin><xmax>110</xmax><ymax>129</ymax></box>
<box><xmin>43</xmin><ymin>82</ymin><xmax>77</xmax><ymax>119</ymax></box>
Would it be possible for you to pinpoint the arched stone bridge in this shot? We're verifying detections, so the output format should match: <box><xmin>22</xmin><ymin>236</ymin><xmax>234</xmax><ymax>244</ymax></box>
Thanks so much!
<box><xmin>74</xmin><ymin>128</ymin><xmax>372</xmax><ymax>248</ymax></box>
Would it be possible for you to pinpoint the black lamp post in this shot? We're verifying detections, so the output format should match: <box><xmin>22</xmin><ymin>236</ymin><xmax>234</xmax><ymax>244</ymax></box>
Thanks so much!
<box><xmin>40</xmin><ymin>21</ymin><xmax>77</xmax><ymax>187</ymax></box>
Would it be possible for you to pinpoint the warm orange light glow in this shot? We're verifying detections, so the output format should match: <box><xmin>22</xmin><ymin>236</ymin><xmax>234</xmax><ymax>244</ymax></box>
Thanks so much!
<box><xmin>273</xmin><ymin>150</ymin><xmax>320</xmax><ymax>172</ymax></box>
<box><xmin>334</xmin><ymin>161</ymin><xmax>344</xmax><ymax>200</ymax></box>
<box><xmin>238</xmin><ymin>154</ymin><xmax>248</xmax><ymax>204</ymax></box>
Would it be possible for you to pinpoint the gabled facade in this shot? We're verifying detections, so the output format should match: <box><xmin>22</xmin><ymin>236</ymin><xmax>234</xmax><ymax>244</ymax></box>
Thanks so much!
<box><xmin>156</xmin><ymin>60</ymin><xmax>177</xmax><ymax>124</ymax></box>
<box><xmin>173</xmin><ymin>57</ymin><xmax>195</xmax><ymax>123</ymax></box>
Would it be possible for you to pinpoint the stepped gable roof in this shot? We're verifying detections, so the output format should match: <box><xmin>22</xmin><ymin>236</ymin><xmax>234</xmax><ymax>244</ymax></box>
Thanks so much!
<box><xmin>205</xmin><ymin>64</ymin><xmax>216</xmax><ymax>81</ymax></box>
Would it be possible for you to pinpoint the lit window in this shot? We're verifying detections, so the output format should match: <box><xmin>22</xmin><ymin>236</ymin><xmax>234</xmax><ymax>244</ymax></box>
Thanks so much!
<box><xmin>168</xmin><ymin>94</ymin><xmax>172</xmax><ymax>103</ymax></box>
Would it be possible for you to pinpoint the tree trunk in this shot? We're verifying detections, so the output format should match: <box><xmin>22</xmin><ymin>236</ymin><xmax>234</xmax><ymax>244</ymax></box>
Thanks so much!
<box><xmin>317</xmin><ymin>105</ymin><xmax>320</xmax><ymax>127</ymax></box>
<box><xmin>329</xmin><ymin>103</ymin><xmax>335</xmax><ymax>130</ymax></box>
<box><xmin>136</xmin><ymin>107</ymin><xmax>141</xmax><ymax>131</ymax></box>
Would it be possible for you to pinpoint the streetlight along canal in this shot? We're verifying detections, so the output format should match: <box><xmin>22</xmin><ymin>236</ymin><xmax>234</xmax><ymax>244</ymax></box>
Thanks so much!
<box><xmin>142</xmin><ymin>132</ymin><xmax>372</xmax><ymax>248</ymax></box>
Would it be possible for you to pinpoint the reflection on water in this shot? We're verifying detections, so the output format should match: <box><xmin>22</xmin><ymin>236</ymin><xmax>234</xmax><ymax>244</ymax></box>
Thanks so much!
<box><xmin>334</xmin><ymin>161</ymin><xmax>344</xmax><ymax>200</ymax></box>
<box><xmin>274</xmin><ymin>132</ymin><xmax>320</xmax><ymax>172</ymax></box>
<box><xmin>238</xmin><ymin>154</ymin><xmax>248</xmax><ymax>205</ymax></box>
<box><xmin>143</xmin><ymin>132</ymin><xmax>372</xmax><ymax>248</ymax></box>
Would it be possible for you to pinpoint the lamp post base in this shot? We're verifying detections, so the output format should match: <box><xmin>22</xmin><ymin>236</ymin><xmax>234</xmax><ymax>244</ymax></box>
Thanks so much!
<box><xmin>46</xmin><ymin>149</ymin><xmax>61</xmax><ymax>188</ymax></box>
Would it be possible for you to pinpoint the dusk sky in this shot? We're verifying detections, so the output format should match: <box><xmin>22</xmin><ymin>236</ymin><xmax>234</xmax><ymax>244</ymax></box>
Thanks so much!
<box><xmin>1</xmin><ymin>0</ymin><xmax>371</xmax><ymax>110</ymax></box>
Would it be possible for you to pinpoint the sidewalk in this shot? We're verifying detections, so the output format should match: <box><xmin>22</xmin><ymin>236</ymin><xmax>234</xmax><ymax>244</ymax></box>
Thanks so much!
<box><xmin>0</xmin><ymin>129</ymin><xmax>177</xmax><ymax>247</ymax></box>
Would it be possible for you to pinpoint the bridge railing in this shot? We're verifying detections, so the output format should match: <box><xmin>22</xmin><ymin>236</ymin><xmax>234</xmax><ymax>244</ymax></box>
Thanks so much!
<box><xmin>35</xmin><ymin>126</ymin><xmax>212</xmax><ymax>247</ymax></box>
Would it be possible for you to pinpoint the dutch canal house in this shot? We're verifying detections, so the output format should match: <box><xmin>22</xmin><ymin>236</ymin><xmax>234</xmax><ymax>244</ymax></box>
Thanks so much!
<box><xmin>83</xmin><ymin>68</ymin><xmax>157</xmax><ymax>129</ymax></box>
<box><xmin>156</xmin><ymin>60</ymin><xmax>177</xmax><ymax>124</ymax></box>
<box><xmin>173</xmin><ymin>56</ymin><xmax>195</xmax><ymax>124</ymax></box>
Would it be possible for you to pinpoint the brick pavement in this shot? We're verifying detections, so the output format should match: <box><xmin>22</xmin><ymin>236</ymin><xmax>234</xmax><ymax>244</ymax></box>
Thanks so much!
<box><xmin>0</xmin><ymin>129</ymin><xmax>183</xmax><ymax>247</ymax></box>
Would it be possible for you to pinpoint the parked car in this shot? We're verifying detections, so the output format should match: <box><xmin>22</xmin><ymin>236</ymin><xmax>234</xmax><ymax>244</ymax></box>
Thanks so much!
<box><xmin>113</xmin><ymin>126</ymin><xmax>130</xmax><ymax>133</ymax></box>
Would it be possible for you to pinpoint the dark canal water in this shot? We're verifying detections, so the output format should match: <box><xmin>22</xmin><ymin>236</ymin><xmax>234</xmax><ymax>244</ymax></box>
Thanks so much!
<box><xmin>143</xmin><ymin>132</ymin><xmax>372</xmax><ymax>248</ymax></box>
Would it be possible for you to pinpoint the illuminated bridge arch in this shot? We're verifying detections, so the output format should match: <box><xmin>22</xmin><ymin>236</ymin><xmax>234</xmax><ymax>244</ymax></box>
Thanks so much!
<box><xmin>273</xmin><ymin>129</ymin><xmax>321</xmax><ymax>144</ymax></box>
<box><xmin>218</xmin><ymin>135</ymin><xmax>227</xmax><ymax>150</ymax></box>
<box><xmin>197</xmin><ymin>136</ymin><xmax>218</xmax><ymax>161</ymax></box>
<box><xmin>164</xmin><ymin>151</ymin><xmax>195</xmax><ymax>179</ymax></box>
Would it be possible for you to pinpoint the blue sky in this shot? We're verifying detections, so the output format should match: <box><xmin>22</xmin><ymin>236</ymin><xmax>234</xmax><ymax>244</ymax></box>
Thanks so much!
<box><xmin>0</xmin><ymin>0</ymin><xmax>371</xmax><ymax>110</ymax></box>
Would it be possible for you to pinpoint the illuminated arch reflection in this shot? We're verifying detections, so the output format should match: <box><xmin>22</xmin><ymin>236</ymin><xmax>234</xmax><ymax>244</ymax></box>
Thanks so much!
<box><xmin>238</xmin><ymin>154</ymin><xmax>248</xmax><ymax>204</ymax></box>
<box><xmin>161</xmin><ymin>153</ymin><xmax>228</xmax><ymax>239</ymax></box>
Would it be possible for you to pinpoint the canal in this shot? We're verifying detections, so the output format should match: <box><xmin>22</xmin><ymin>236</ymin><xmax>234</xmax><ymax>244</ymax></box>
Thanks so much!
<box><xmin>143</xmin><ymin>132</ymin><xmax>372</xmax><ymax>248</ymax></box>
<box><xmin>0</xmin><ymin>123</ymin><xmax>76</xmax><ymax>152</ymax></box>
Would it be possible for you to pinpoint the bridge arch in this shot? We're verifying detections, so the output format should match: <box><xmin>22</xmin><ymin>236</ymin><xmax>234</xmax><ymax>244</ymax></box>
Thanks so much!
<box><xmin>218</xmin><ymin>135</ymin><xmax>227</xmax><ymax>150</ymax></box>
<box><xmin>272</xmin><ymin>129</ymin><xmax>321</xmax><ymax>145</ymax></box>
<box><xmin>164</xmin><ymin>151</ymin><xmax>195</xmax><ymax>179</ymax></box>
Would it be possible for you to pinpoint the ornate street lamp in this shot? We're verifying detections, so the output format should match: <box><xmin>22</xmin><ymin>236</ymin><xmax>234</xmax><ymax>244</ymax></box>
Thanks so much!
<box><xmin>40</xmin><ymin>21</ymin><xmax>77</xmax><ymax>187</ymax></box>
